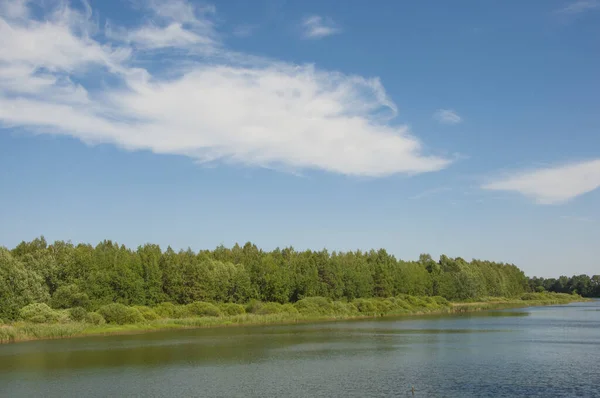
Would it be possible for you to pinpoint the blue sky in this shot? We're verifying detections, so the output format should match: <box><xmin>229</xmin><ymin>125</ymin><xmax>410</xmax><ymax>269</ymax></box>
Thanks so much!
<box><xmin>0</xmin><ymin>0</ymin><xmax>599</xmax><ymax>277</ymax></box>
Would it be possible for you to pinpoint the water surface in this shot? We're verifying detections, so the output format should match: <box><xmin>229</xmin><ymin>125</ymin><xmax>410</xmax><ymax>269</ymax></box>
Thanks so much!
<box><xmin>1</xmin><ymin>300</ymin><xmax>599</xmax><ymax>397</ymax></box>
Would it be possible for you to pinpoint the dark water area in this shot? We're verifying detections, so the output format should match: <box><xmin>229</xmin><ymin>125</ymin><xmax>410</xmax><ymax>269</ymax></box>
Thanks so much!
<box><xmin>1</xmin><ymin>300</ymin><xmax>599</xmax><ymax>397</ymax></box>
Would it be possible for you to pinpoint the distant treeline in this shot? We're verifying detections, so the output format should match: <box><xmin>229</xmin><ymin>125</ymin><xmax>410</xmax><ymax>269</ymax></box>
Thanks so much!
<box><xmin>528</xmin><ymin>275</ymin><xmax>600</xmax><ymax>298</ymax></box>
<box><xmin>0</xmin><ymin>237</ymin><xmax>593</xmax><ymax>320</ymax></box>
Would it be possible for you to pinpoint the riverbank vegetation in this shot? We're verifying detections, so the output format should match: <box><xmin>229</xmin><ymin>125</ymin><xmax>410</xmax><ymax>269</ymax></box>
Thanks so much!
<box><xmin>0</xmin><ymin>293</ymin><xmax>584</xmax><ymax>343</ymax></box>
<box><xmin>0</xmin><ymin>237</ymin><xmax>591</xmax><ymax>343</ymax></box>
<box><xmin>528</xmin><ymin>275</ymin><xmax>600</xmax><ymax>297</ymax></box>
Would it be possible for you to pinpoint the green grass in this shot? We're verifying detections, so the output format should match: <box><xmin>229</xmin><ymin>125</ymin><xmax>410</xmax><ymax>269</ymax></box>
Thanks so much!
<box><xmin>0</xmin><ymin>293</ymin><xmax>588</xmax><ymax>344</ymax></box>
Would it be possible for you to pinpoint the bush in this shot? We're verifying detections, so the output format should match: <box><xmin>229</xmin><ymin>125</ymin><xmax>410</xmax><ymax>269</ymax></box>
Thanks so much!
<box><xmin>133</xmin><ymin>306</ymin><xmax>160</xmax><ymax>321</ymax></box>
<box><xmin>256</xmin><ymin>302</ymin><xmax>284</xmax><ymax>315</ymax></box>
<box><xmin>98</xmin><ymin>303</ymin><xmax>145</xmax><ymax>324</ymax></box>
<box><xmin>186</xmin><ymin>302</ymin><xmax>222</xmax><ymax>317</ymax></box>
<box><xmin>245</xmin><ymin>299</ymin><xmax>264</xmax><ymax>314</ymax></box>
<box><xmin>332</xmin><ymin>301</ymin><xmax>358</xmax><ymax>316</ymax></box>
<box><xmin>154</xmin><ymin>302</ymin><xmax>176</xmax><ymax>318</ymax></box>
<box><xmin>85</xmin><ymin>312</ymin><xmax>106</xmax><ymax>325</ymax></box>
<box><xmin>294</xmin><ymin>297</ymin><xmax>334</xmax><ymax>316</ymax></box>
<box><xmin>19</xmin><ymin>303</ymin><xmax>61</xmax><ymax>323</ymax></box>
<box><xmin>51</xmin><ymin>285</ymin><xmax>90</xmax><ymax>310</ymax></box>
<box><xmin>353</xmin><ymin>299</ymin><xmax>381</xmax><ymax>315</ymax></box>
<box><xmin>281</xmin><ymin>303</ymin><xmax>299</xmax><ymax>315</ymax></box>
<box><xmin>521</xmin><ymin>293</ymin><xmax>540</xmax><ymax>301</ymax></box>
<box><xmin>432</xmin><ymin>296</ymin><xmax>450</xmax><ymax>306</ymax></box>
<box><xmin>68</xmin><ymin>307</ymin><xmax>88</xmax><ymax>322</ymax></box>
<box><xmin>219</xmin><ymin>303</ymin><xmax>246</xmax><ymax>316</ymax></box>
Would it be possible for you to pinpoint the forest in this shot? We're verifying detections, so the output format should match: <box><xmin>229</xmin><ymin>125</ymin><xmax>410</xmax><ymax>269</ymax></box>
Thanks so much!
<box><xmin>1</xmin><ymin>236</ymin><xmax>596</xmax><ymax>323</ymax></box>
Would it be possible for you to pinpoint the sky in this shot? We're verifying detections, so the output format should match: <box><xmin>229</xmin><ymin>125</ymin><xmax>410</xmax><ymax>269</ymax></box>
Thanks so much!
<box><xmin>0</xmin><ymin>0</ymin><xmax>599</xmax><ymax>277</ymax></box>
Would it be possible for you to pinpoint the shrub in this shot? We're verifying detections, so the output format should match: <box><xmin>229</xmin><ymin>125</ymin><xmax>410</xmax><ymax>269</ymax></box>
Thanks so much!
<box><xmin>51</xmin><ymin>284</ymin><xmax>90</xmax><ymax>310</ymax></box>
<box><xmin>256</xmin><ymin>302</ymin><xmax>284</xmax><ymax>315</ymax></box>
<box><xmin>133</xmin><ymin>306</ymin><xmax>160</xmax><ymax>321</ymax></box>
<box><xmin>186</xmin><ymin>302</ymin><xmax>222</xmax><ymax>317</ymax></box>
<box><xmin>0</xmin><ymin>318</ymin><xmax>4</xmax><ymax>325</ymax></box>
<box><xmin>353</xmin><ymin>299</ymin><xmax>380</xmax><ymax>315</ymax></box>
<box><xmin>281</xmin><ymin>303</ymin><xmax>299</xmax><ymax>315</ymax></box>
<box><xmin>68</xmin><ymin>307</ymin><xmax>88</xmax><ymax>322</ymax></box>
<box><xmin>98</xmin><ymin>303</ymin><xmax>145</xmax><ymax>324</ymax></box>
<box><xmin>154</xmin><ymin>302</ymin><xmax>176</xmax><ymax>318</ymax></box>
<box><xmin>19</xmin><ymin>303</ymin><xmax>61</xmax><ymax>323</ymax></box>
<box><xmin>521</xmin><ymin>293</ymin><xmax>539</xmax><ymax>301</ymax></box>
<box><xmin>219</xmin><ymin>303</ymin><xmax>246</xmax><ymax>316</ymax></box>
<box><xmin>245</xmin><ymin>299</ymin><xmax>264</xmax><ymax>314</ymax></box>
<box><xmin>432</xmin><ymin>296</ymin><xmax>450</xmax><ymax>306</ymax></box>
<box><xmin>332</xmin><ymin>301</ymin><xmax>358</xmax><ymax>316</ymax></box>
<box><xmin>85</xmin><ymin>312</ymin><xmax>106</xmax><ymax>325</ymax></box>
<box><xmin>294</xmin><ymin>297</ymin><xmax>333</xmax><ymax>316</ymax></box>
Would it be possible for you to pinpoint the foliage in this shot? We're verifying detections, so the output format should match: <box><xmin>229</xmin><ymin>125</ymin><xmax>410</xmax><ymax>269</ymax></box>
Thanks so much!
<box><xmin>68</xmin><ymin>307</ymin><xmax>88</xmax><ymax>322</ymax></box>
<box><xmin>218</xmin><ymin>303</ymin><xmax>246</xmax><ymax>316</ymax></box>
<box><xmin>132</xmin><ymin>306</ymin><xmax>160</xmax><ymax>321</ymax></box>
<box><xmin>98</xmin><ymin>303</ymin><xmax>145</xmax><ymax>324</ymax></box>
<box><xmin>186</xmin><ymin>302</ymin><xmax>222</xmax><ymax>317</ymax></box>
<box><xmin>0</xmin><ymin>248</ymin><xmax>50</xmax><ymax>320</ymax></box>
<box><xmin>51</xmin><ymin>284</ymin><xmax>91</xmax><ymax>310</ymax></box>
<box><xmin>528</xmin><ymin>275</ymin><xmax>600</xmax><ymax>297</ymax></box>
<box><xmin>19</xmin><ymin>303</ymin><xmax>61</xmax><ymax>323</ymax></box>
<box><xmin>255</xmin><ymin>302</ymin><xmax>285</xmax><ymax>315</ymax></box>
<box><xmin>294</xmin><ymin>297</ymin><xmax>334</xmax><ymax>316</ymax></box>
<box><xmin>1</xmin><ymin>237</ymin><xmax>597</xmax><ymax>323</ymax></box>
<box><xmin>85</xmin><ymin>312</ymin><xmax>106</xmax><ymax>325</ymax></box>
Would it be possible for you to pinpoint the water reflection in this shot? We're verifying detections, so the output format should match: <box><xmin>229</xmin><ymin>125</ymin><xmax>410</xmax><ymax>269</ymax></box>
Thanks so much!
<box><xmin>0</xmin><ymin>301</ymin><xmax>598</xmax><ymax>398</ymax></box>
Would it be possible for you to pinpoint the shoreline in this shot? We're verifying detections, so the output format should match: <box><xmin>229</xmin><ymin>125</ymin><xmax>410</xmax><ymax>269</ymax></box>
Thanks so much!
<box><xmin>1</xmin><ymin>296</ymin><xmax>590</xmax><ymax>344</ymax></box>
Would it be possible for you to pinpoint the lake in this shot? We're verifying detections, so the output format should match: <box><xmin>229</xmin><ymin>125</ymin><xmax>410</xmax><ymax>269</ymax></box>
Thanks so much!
<box><xmin>0</xmin><ymin>300</ymin><xmax>598</xmax><ymax>397</ymax></box>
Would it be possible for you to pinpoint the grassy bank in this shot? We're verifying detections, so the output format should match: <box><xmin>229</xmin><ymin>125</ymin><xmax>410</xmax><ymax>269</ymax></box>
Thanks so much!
<box><xmin>0</xmin><ymin>293</ymin><xmax>587</xmax><ymax>344</ymax></box>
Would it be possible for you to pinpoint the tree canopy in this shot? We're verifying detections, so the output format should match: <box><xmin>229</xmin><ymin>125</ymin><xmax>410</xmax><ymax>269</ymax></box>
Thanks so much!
<box><xmin>1</xmin><ymin>236</ymin><xmax>596</xmax><ymax>320</ymax></box>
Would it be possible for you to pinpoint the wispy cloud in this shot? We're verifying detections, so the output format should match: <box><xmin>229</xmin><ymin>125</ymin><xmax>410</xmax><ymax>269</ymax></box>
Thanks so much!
<box><xmin>556</xmin><ymin>0</ymin><xmax>600</xmax><ymax>15</ymax></box>
<box><xmin>0</xmin><ymin>0</ymin><xmax>450</xmax><ymax>177</ymax></box>
<box><xmin>434</xmin><ymin>109</ymin><xmax>462</xmax><ymax>125</ymax></box>
<box><xmin>301</xmin><ymin>15</ymin><xmax>341</xmax><ymax>39</ymax></box>
<box><xmin>0</xmin><ymin>0</ymin><xmax>30</xmax><ymax>19</ymax></box>
<box><xmin>482</xmin><ymin>159</ymin><xmax>600</xmax><ymax>204</ymax></box>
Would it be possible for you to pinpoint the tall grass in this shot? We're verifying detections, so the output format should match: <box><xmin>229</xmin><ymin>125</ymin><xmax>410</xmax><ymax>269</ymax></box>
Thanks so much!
<box><xmin>0</xmin><ymin>292</ymin><xmax>587</xmax><ymax>344</ymax></box>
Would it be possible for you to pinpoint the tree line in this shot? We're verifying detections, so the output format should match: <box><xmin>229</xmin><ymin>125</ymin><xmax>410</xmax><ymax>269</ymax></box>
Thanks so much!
<box><xmin>0</xmin><ymin>236</ymin><xmax>594</xmax><ymax>320</ymax></box>
<box><xmin>528</xmin><ymin>275</ymin><xmax>600</xmax><ymax>297</ymax></box>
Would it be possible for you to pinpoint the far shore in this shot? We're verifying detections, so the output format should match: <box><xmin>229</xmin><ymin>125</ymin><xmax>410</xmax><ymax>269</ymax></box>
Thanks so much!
<box><xmin>1</xmin><ymin>295</ymin><xmax>590</xmax><ymax>344</ymax></box>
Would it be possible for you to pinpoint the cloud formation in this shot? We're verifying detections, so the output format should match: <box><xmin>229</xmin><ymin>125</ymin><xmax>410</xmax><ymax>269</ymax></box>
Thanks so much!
<box><xmin>0</xmin><ymin>0</ymin><xmax>450</xmax><ymax>177</ymax></box>
<box><xmin>301</xmin><ymin>15</ymin><xmax>341</xmax><ymax>39</ymax></box>
<box><xmin>434</xmin><ymin>109</ymin><xmax>462</xmax><ymax>125</ymax></box>
<box><xmin>482</xmin><ymin>159</ymin><xmax>600</xmax><ymax>204</ymax></box>
<box><xmin>557</xmin><ymin>0</ymin><xmax>599</xmax><ymax>14</ymax></box>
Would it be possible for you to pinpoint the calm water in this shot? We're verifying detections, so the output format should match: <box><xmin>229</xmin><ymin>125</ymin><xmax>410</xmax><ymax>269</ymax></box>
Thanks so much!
<box><xmin>0</xmin><ymin>301</ymin><xmax>599</xmax><ymax>398</ymax></box>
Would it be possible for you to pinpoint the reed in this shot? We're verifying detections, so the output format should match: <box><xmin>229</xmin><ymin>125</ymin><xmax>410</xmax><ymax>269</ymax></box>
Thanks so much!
<box><xmin>0</xmin><ymin>293</ymin><xmax>587</xmax><ymax>344</ymax></box>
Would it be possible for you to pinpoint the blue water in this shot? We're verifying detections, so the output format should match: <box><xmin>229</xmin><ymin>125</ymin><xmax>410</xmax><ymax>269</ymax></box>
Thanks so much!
<box><xmin>0</xmin><ymin>300</ymin><xmax>599</xmax><ymax>397</ymax></box>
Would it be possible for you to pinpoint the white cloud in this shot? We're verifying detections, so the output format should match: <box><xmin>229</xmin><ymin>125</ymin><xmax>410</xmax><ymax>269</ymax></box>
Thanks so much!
<box><xmin>482</xmin><ymin>160</ymin><xmax>600</xmax><ymax>204</ymax></box>
<box><xmin>557</xmin><ymin>0</ymin><xmax>599</xmax><ymax>14</ymax></box>
<box><xmin>0</xmin><ymin>1</ymin><xmax>450</xmax><ymax>177</ymax></box>
<box><xmin>301</xmin><ymin>15</ymin><xmax>341</xmax><ymax>39</ymax></box>
<box><xmin>434</xmin><ymin>109</ymin><xmax>462</xmax><ymax>125</ymax></box>
<box><xmin>106</xmin><ymin>0</ymin><xmax>217</xmax><ymax>52</ymax></box>
<box><xmin>122</xmin><ymin>23</ymin><xmax>214</xmax><ymax>50</ymax></box>
<box><xmin>0</xmin><ymin>0</ymin><xmax>30</xmax><ymax>19</ymax></box>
